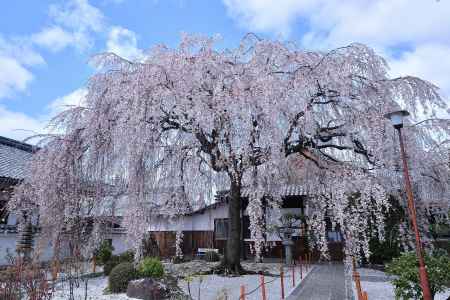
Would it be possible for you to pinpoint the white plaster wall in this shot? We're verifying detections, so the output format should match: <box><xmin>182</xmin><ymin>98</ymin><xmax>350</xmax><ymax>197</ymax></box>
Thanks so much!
<box><xmin>6</xmin><ymin>213</ymin><xmax>17</xmax><ymax>226</ymax></box>
<box><xmin>0</xmin><ymin>233</ymin><xmax>130</xmax><ymax>266</ymax></box>
<box><xmin>0</xmin><ymin>234</ymin><xmax>57</xmax><ymax>265</ymax></box>
<box><xmin>107</xmin><ymin>233</ymin><xmax>130</xmax><ymax>254</ymax></box>
<box><xmin>148</xmin><ymin>215</ymin><xmax>193</xmax><ymax>232</ymax></box>
<box><xmin>148</xmin><ymin>204</ymin><xmax>228</xmax><ymax>233</ymax></box>
<box><xmin>191</xmin><ymin>204</ymin><xmax>227</xmax><ymax>231</ymax></box>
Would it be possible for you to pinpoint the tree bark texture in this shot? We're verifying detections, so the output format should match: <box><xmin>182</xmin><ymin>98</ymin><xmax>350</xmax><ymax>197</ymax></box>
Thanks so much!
<box><xmin>223</xmin><ymin>179</ymin><xmax>243</xmax><ymax>274</ymax></box>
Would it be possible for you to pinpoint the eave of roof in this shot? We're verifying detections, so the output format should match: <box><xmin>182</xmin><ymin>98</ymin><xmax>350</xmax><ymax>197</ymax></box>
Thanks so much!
<box><xmin>0</xmin><ymin>136</ymin><xmax>37</xmax><ymax>180</ymax></box>
<box><xmin>0</xmin><ymin>136</ymin><xmax>36</xmax><ymax>153</ymax></box>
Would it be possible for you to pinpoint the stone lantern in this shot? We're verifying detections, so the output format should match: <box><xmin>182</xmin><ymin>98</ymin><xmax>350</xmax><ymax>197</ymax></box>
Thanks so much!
<box><xmin>280</xmin><ymin>227</ymin><xmax>295</xmax><ymax>265</ymax></box>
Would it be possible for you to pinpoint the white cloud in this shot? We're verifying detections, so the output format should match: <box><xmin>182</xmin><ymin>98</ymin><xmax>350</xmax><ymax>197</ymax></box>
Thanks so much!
<box><xmin>49</xmin><ymin>0</ymin><xmax>104</xmax><ymax>33</ymax></box>
<box><xmin>223</xmin><ymin>0</ymin><xmax>316</xmax><ymax>37</ymax></box>
<box><xmin>0</xmin><ymin>106</ymin><xmax>46</xmax><ymax>141</ymax></box>
<box><xmin>301</xmin><ymin>0</ymin><xmax>450</xmax><ymax>49</ymax></box>
<box><xmin>48</xmin><ymin>88</ymin><xmax>87</xmax><ymax>117</ymax></box>
<box><xmin>389</xmin><ymin>44</ymin><xmax>450</xmax><ymax>99</ymax></box>
<box><xmin>0</xmin><ymin>88</ymin><xmax>88</xmax><ymax>141</ymax></box>
<box><xmin>223</xmin><ymin>0</ymin><xmax>450</xmax><ymax>47</ymax></box>
<box><xmin>0</xmin><ymin>56</ymin><xmax>34</xmax><ymax>98</ymax></box>
<box><xmin>0</xmin><ymin>37</ymin><xmax>44</xmax><ymax>98</ymax></box>
<box><xmin>0</xmin><ymin>0</ymin><xmax>106</xmax><ymax>99</ymax></box>
<box><xmin>0</xmin><ymin>36</ymin><xmax>45</xmax><ymax>66</ymax></box>
<box><xmin>47</xmin><ymin>0</ymin><xmax>105</xmax><ymax>51</ymax></box>
<box><xmin>223</xmin><ymin>0</ymin><xmax>450</xmax><ymax>104</ymax></box>
<box><xmin>106</xmin><ymin>26</ymin><xmax>144</xmax><ymax>60</ymax></box>
<box><xmin>32</xmin><ymin>26</ymin><xmax>75</xmax><ymax>52</ymax></box>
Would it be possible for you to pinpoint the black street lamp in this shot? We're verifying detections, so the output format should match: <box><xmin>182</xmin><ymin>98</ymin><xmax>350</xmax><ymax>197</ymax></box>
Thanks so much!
<box><xmin>384</xmin><ymin>110</ymin><xmax>432</xmax><ymax>300</ymax></box>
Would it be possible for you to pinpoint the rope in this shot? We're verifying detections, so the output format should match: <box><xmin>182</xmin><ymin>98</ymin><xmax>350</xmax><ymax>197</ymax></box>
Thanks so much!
<box><xmin>236</xmin><ymin>272</ymin><xmax>300</xmax><ymax>300</ymax></box>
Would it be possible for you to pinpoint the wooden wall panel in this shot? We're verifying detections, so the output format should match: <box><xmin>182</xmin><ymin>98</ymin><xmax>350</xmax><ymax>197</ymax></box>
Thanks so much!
<box><xmin>150</xmin><ymin>231</ymin><xmax>176</xmax><ymax>257</ymax></box>
<box><xmin>149</xmin><ymin>230</ymin><xmax>343</xmax><ymax>261</ymax></box>
<box><xmin>149</xmin><ymin>231</ymin><xmax>215</xmax><ymax>258</ymax></box>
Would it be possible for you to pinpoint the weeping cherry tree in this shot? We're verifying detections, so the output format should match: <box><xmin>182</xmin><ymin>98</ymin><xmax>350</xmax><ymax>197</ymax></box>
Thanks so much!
<box><xmin>10</xmin><ymin>34</ymin><xmax>450</xmax><ymax>274</ymax></box>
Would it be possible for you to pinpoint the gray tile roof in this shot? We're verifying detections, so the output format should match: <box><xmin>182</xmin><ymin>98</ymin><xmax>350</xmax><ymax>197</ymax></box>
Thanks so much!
<box><xmin>0</xmin><ymin>136</ymin><xmax>35</xmax><ymax>180</ymax></box>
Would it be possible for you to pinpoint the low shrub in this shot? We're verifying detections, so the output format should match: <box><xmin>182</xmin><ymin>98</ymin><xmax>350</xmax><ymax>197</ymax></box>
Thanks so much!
<box><xmin>103</xmin><ymin>250</ymin><xmax>135</xmax><ymax>276</ymax></box>
<box><xmin>104</xmin><ymin>257</ymin><xmax>119</xmax><ymax>276</ymax></box>
<box><xmin>386</xmin><ymin>251</ymin><xmax>450</xmax><ymax>299</ymax></box>
<box><xmin>108</xmin><ymin>262</ymin><xmax>137</xmax><ymax>293</ymax></box>
<box><xmin>204</xmin><ymin>251</ymin><xmax>220</xmax><ymax>262</ymax></box>
<box><xmin>138</xmin><ymin>257</ymin><xmax>164</xmax><ymax>278</ymax></box>
<box><xmin>368</xmin><ymin>238</ymin><xmax>401</xmax><ymax>265</ymax></box>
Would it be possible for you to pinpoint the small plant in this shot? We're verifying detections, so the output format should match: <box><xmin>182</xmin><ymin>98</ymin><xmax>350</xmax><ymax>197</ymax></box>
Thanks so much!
<box><xmin>204</xmin><ymin>251</ymin><xmax>220</xmax><ymax>262</ymax></box>
<box><xmin>108</xmin><ymin>262</ymin><xmax>137</xmax><ymax>293</ymax></box>
<box><xmin>118</xmin><ymin>250</ymin><xmax>135</xmax><ymax>262</ymax></box>
<box><xmin>386</xmin><ymin>251</ymin><xmax>450</xmax><ymax>299</ymax></box>
<box><xmin>138</xmin><ymin>257</ymin><xmax>164</xmax><ymax>278</ymax></box>
<box><xmin>94</xmin><ymin>240</ymin><xmax>114</xmax><ymax>265</ymax></box>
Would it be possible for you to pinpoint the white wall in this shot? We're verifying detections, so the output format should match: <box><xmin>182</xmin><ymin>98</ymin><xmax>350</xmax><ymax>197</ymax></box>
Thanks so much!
<box><xmin>148</xmin><ymin>215</ymin><xmax>193</xmax><ymax>232</ymax></box>
<box><xmin>148</xmin><ymin>204</ymin><xmax>228</xmax><ymax>232</ymax></box>
<box><xmin>0</xmin><ymin>233</ymin><xmax>130</xmax><ymax>266</ymax></box>
<box><xmin>191</xmin><ymin>204</ymin><xmax>227</xmax><ymax>231</ymax></box>
<box><xmin>0</xmin><ymin>233</ymin><xmax>56</xmax><ymax>265</ymax></box>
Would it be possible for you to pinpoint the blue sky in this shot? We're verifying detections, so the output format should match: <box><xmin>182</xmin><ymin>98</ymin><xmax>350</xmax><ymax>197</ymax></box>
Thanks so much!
<box><xmin>1</xmin><ymin>0</ymin><xmax>449</xmax><ymax>141</ymax></box>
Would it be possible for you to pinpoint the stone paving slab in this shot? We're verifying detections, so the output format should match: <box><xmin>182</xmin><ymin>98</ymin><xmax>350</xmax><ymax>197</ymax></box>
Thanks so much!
<box><xmin>287</xmin><ymin>263</ymin><xmax>346</xmax><ymax>300</ymax></box>
<box><xmin>360</xmin><ymin>275</ymin><xmax>394</xmax><ymax>282</ymax></box>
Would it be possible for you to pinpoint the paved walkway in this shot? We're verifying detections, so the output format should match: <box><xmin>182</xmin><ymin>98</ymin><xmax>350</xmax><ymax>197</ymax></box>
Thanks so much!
<box><xmin>287</xmin><ymin>263</ymin><xmax>346</xmax><ymax>300</ymax></box>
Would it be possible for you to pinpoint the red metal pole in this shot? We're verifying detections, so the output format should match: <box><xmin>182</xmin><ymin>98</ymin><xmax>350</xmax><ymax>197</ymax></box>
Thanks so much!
<box><xmin>363</xmin><ymin>291</ymin><xmax>368</xmax><ymax>300</ymax></box>
<box><xmin>260</xmin><ymin>273</ymin><xmax>267</xmax><ymax>300</ymax></box>
<box><xmin>397</xmin><ymin>127</ymin><xmax>432</xmax><ymax>300</ymax></box>
<box><xmin>280</xmin><ymin>267</ymin><xmax>285</xmax><ymax>299</ymax></box>
<box><xmin>353</xmin><ymin>257</ymin><xmax>363</xmax><ymax>300</ymax></box>
<box><xmin>240</xmin><ymin>285</ymin><xmax>245</xmax><ymax>300</ymax></box>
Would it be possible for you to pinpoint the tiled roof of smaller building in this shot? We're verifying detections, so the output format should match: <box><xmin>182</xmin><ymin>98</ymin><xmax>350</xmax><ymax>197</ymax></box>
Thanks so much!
<box><xmin>0</xmin><ymin>136</ymin><xmax>35</xmax><ymax>180</ymax></box>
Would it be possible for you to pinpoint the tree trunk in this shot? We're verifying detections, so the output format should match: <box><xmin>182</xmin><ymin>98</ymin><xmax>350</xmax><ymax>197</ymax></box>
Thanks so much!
<box><xmin>223</xmin><ymin>179</ymin><xmax>243</xmax><ymax>274</ymax></box>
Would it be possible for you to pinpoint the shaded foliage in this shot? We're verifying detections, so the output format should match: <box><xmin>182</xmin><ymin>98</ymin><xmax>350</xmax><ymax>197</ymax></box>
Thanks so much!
<box><xmin>108</xmin><ymin>262</ymin><xmax>137</xmax><ymax>293</ymax></box>
<box><xmin>386</xmin><ymin>251</ymin><xmax>450</xmax><ymax>299</ymax></box>
<box><xmin>138</xmin><ymin>257</ymin><xmax>164</xmax><ymax>278</ymax></box>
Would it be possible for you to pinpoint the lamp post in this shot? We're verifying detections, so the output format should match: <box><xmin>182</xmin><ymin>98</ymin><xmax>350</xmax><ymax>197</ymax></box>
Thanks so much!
<box><xmin>384</xmin><ymin>110</ymin><xmax>432</xmax><ymax>300</ymax></box>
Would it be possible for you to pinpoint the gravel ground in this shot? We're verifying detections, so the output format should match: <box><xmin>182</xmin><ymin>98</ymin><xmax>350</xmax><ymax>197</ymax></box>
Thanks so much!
<box><xmin>163</xmin><ymin>259</ymin><xmax>294</xmax><ymax>278</ymax></box>
<box><xmin>52</xmin><ymin>276</ymin><xmax>136</xmax><ymax>300</ymax></box>
<box><xmin>178</xmin><ymin>264</ymin><xmax>313</xmax><ymax>300</ymax></box>
<box><xmin>51</xmin><ymin>261</ymin><xmax>310</xmax><ymax>300</ymax></box>
<box><xmin>353</xmin><ymin>268</ymin><xmax>450</xmax><ymax>300</ymax></box>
